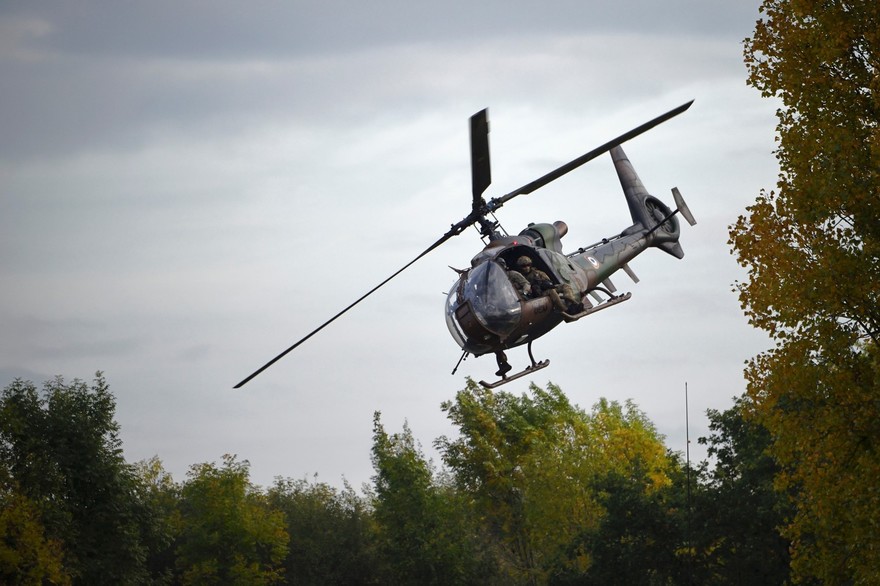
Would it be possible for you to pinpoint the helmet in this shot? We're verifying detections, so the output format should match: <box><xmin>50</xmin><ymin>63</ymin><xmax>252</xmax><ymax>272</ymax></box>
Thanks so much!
<box><xmin>517</xmin><ymin>256</ymin><xmax>532</xmax><ymax>268</ymax></box>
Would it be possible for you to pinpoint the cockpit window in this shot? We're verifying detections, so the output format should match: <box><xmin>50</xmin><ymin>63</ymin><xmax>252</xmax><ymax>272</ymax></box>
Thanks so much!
<box><xmin>462</xmin><ymin>261</ymin><xmax>521</xmax><ymax>337</ymax></box>
<box><xmin>445</xmin><ymin>260</ymin><xmax>523</xmax><ymax>353</ymax></box>
<box><xmin>445</xmin><ymin>286</ymin><xmax>468</xmax><ymax>349</ymax></box>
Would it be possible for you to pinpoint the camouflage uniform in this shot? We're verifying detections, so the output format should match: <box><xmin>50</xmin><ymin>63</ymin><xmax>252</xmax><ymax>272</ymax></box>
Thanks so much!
<box><xmin>517</xmin><ymin>256</ymin><xmax>583</xmax><ymax>313</ymax></box>
<box><xmin>517</xmin><ymin>256</ymin><xmax>553</xmax><ymax>297</ymax></box>
<box><xmin>506</xmin><ymin>269</ymin><xmax>532</xmax><ymax>298</ymax></box>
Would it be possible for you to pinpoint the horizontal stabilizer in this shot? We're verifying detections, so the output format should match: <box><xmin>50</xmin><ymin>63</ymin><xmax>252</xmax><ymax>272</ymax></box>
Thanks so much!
<box><xmin>672</xmin><ymin>187</ymin><xmax>697</xmax><ymax>226</ymax></box>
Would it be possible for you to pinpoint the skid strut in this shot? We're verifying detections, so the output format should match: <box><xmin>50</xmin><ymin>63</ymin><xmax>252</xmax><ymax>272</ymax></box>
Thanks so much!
<box><xmin>479</xmin><ymin>341</ymin><xmax>549</xmax><ymax>389</ymax></box>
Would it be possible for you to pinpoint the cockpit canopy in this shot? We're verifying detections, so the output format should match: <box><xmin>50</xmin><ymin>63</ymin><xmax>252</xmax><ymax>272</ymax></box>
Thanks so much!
<box><xmin>445</xmin><ymin>260</ymin><xmax>521</xmax><ymax>355</ymax></box>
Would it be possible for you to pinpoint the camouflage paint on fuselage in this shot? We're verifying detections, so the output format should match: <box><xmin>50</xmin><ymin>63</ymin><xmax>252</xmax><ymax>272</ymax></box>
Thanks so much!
<box><xmin>445</xmin><ymin>145</ymin><xmax>691</xmax><ymax>357</ymax></box>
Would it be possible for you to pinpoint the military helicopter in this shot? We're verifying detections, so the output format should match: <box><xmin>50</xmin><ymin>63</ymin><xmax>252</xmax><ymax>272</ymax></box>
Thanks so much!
<box><xmin>235</xmin><ymin>100</ymin><xmax>696</xmax><ymax>389</ymax></box>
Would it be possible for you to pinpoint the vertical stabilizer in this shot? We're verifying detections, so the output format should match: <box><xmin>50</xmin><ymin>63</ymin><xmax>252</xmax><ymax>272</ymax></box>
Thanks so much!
<box><xmin>610</xmin><ymin>145</ymin><xmax>685</xmax><ymax>259</ymax></box>
<box><xmin>611</xmin><ymin>146</ymin><xmax>651</xmax><ymax>229</ymax></box>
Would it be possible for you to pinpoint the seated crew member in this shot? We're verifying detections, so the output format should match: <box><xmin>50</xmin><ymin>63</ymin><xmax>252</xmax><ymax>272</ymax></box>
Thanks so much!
<box><xmin>516</xmin><ymin>256</ymin><xmax>552</xmax><ymax>296</ymax></box>
<box><xmin>498</xmin><ymin>257</ymin><xmax>531</xmax><ymax>298</ymax></box>
<box><xmin>516</xmin><ymin>256</ymin><xmax>584</xmax><ymax>313</ymax></box>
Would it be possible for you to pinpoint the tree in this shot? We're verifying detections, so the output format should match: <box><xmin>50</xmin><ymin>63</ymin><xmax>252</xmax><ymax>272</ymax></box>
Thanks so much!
<box><xmin>739</xmin><ymin>340</ymin><xmax>880</xmax><ymax>583</ymax></box>
<box><xmin>133</xmin><ymin>457</ymin><xmax>180</xmax><ymax>585</ymax></box>
<box><xmin>691</xmin><ymin>396</ymin><xmax>791</xmax><ymax>585</ymax></box>
<box><xmin>371</xmin><ymin>413</ymin><xmax>496</xmax><ymax>585</ymax></box>
<box><xmin>0</xmin><ymin>375</ymin><xmax>153</xmax><ymax>584</ymax></box>
<box><xmin>734</xmin><ymin>1</ymin><xmax>880</xmax><ymax>581</ymax></box>
<box><xmin>175</xmin><ymin>454</ymin><xmax>288</xmax><ymax>586</ymax></box>
<box><xmin>575</xmin><ymin>458</ymin><xmax>683</xmax><ymax>586</ymax></box>
<box><xmin>438</xmin><ymin>381</ymin><xmax>589</xmax><ymax>583</ymax></box>
<box><xmin>437</xmin><ymin>380</ymin><xmax>673</xmax><ymax>584</ymax></box>
<box><xmin>267</xmin><ymin>476</ymin><xmax>380</xmax><ymax>585</ymax></box>
<box><xmin>0</xmin><ymin>476</ymin><xmax>69</xmax><ymax>585</ymax></box>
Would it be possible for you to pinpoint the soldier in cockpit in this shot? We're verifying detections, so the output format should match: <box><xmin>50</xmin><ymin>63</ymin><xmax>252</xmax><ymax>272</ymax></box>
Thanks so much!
<box><xmin>517</xmin><ymin>256</ymin><xmax>584</xmax><ymax>314</ymax></box>
<box><xmin>516</xmin><ymin>256</ymin><xmax>552</xmax><ymax>296</ymax></box>
<box><xmin>498</xmin><ymin>257</ymin><xmax>531</xmax><ymax>298</ymax></box>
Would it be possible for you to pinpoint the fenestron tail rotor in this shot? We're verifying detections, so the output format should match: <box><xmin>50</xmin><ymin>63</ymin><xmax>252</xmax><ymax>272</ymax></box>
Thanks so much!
<box><xmin>234</xmin><ymin>100</ymin><xmax>693</xmax><ymax>387</ymax></box>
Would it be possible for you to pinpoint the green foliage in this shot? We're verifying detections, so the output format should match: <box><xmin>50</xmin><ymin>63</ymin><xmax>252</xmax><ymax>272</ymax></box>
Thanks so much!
<box><xmin>437</xmin><ymin>380</ymin><xmax>673</xmax><ymax>584</ymax></box>
<box><xmin>267</xmin><ymin>476</ymin><xmax>379</xmax><ymax>585</ymax></box>
<box><xmin>691</xmin><ymin>396</ymin><xmax>791</xmax><ymax>584</ymax></box>
<box><xmin>744</xmin><ymin>0</ymin><xmax>880</xmax><ymax>251</ymax></box>
<box><xmin>736</xmin><ymin>1</ymin><xmax>880</xmax><ymax>582</ymax></box>
<box><xmin>175</xmin><ymin>454</ymin><xmax>288</xmax><ymax>585</ymax></box>
<box><xmin>132</xmin><ymin>456</ymin><xmax>180</xmax><ymax>585</ymax></box>
<box><xmin>1</xmin><ymin>372</ymin><xmax>806</xmax><ymax>585</ymax></box>
<box><xmin>371</xmin><ymin>412</ymin><xmax>497</xmax><ymax>585</ymax></box>
<box><xmin>0</xmin><ymin>481</ymin><xmax>69</xmax><ymax>585</ymax></box>
<box><xmin>574</xmin><ymin>458</ymin><xmax>683</xmax><ymax>586</ymax></box>
<box><xmin>0</xmin><ymin>374</ymin><xmax>154</xmax><ymax>585</ymax></box>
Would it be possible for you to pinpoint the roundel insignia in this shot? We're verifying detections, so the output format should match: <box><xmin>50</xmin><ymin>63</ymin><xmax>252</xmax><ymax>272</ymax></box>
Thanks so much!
<box><xmin>587</xmin><ymin>256</ymin><xmax>600</xmax><ymax>269</ymax></box>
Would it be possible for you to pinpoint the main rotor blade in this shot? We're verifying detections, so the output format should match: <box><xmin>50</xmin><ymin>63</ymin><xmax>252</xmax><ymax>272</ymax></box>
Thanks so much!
<box><xmin>235</xmin><ymin>101</ymin><xmax>693</xmax><ymax>388</ymax></box>
<box><xmin>233</xmin><ymin>214</ymin><xmax>477</xmax><ymax>388</ymax></box>
<box><xmin>487</xmin><ymin>100</ymin><xmax>693</xmax><ymax>211</ymax></box>
<box><xmin>470</xmin><ymin>108</ymin><xmax>491</xmax><ymax>210</ymax></box>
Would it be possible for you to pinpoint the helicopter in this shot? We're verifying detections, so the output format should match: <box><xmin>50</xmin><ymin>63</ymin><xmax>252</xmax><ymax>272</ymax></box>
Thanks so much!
<box><xmin>235</xmin><ymin>100</ymin><xmax>696</xmax><ymax>389</ymax></box>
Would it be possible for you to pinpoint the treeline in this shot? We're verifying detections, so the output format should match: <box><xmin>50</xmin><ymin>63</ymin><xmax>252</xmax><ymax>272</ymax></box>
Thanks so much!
<box><xmin>1</xmin><ymin>374</ymin><xmax>790</xmax><ymax>585</ymax></box>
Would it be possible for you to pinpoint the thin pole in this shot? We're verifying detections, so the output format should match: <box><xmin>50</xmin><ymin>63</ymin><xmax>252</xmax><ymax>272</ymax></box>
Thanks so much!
<box><xmin>686</xmin><ymin>381</ymin><xmax>691</xmax><ymax>508</ymax></box>
<box><xmin>685</xmin><ymin>381</ymin><xmax>692</xmax><ymax>584</ymax></box>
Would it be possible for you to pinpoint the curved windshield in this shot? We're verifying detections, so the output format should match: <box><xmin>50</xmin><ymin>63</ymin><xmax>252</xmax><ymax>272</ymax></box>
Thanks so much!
<box><xmin>445</xmin><ymin>285</ymin><xmax>468</xmax><ymax>350</ymax></box>
<box><xmin>445</xmin><ymin>261</ymin><xmax>522</xmax><ymax>353</ymax></box>
<box><xmin>462</xmin><ymin>261</ymin><xmax>521</xmax><ymax>337</ymax></box>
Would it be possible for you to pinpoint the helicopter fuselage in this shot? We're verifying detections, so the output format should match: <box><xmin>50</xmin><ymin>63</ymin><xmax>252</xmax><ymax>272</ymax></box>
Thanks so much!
<box><xmin>445</xmin><ymin>171</ymin><xmax>685</xmax><ymax>361</ymax></box>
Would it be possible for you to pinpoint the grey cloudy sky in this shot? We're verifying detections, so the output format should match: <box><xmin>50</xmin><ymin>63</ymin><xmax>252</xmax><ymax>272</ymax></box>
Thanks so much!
<box><xmin>2</xmin><ymin>1</ymin><xmax>777</xmax><ymax>489</ymax></box>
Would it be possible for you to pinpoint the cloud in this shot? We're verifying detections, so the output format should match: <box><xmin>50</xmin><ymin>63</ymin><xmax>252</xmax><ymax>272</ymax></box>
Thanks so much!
<box><xmin>4</xmin><ymin>2</ymin><xmax>758</xmax><ymax>58</ymax></box>
<box><xmin>0</xmin><ymin>1</ymin><xmax>775</xmax><ymax>488</ymax></box>
<box><xmin>1</xmin><ymin>1</ymin><xmax>756</xmax><ymax>160</ymax></box>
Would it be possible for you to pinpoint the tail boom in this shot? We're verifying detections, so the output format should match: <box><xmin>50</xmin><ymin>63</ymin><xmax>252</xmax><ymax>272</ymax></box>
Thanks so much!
<box><xmin>610</xmin><ymin>145</ymin><xmax>693</xmax><ymax>259</ymax></box>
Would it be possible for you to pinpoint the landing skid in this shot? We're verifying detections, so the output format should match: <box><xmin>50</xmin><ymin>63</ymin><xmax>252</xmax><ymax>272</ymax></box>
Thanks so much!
<box><xmin>479</xmin><ymin>341</ymin><xmax>549</xmax><ymax>389</ymax></box>
<box><xmin>479</xmin><ymin>360</ymin><xmax>549</xmax><ymax>389</ymax></box>
<box><xmin>562</xmin><ymin>292</ymin><xmax>632</xmax><ymax>323</ymax></box>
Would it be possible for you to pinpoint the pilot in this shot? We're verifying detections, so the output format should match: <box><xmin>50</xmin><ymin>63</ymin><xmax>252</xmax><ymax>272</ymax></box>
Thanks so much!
<box><xmin>498</xmin><ymin>258</ymin><xmax>531</xmax><ymax>298</ymax></box>
<box><xmin>517</xmin><ymin>256</ymin><xmax>584</xmax><ymax>314</ymax></box>
<box><xmin>516</xmin><ymin>256</ymin><xmax>553</xmax><ymax>296</ymax></box>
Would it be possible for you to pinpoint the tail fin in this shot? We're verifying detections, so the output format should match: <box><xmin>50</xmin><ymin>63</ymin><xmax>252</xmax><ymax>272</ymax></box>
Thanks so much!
<box><xmin>611</xmin><ymin>146</ymin><xmax>693</xmax><ymax>259</ymax></box>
